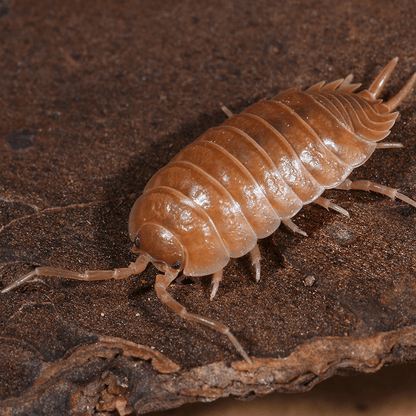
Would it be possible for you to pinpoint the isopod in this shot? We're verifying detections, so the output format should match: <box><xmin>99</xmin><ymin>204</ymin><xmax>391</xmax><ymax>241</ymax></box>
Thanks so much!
<box><xmin>2</xmin><ymin>58</ymin><xmax>416</xmax><ymax>364</ymax></box>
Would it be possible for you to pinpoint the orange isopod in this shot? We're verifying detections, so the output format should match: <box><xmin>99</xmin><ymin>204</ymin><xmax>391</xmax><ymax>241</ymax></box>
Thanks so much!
<box><xmin>2</xmin><ymin>57</ymin><xmax>416</xmax><ymax>364</ymax></box>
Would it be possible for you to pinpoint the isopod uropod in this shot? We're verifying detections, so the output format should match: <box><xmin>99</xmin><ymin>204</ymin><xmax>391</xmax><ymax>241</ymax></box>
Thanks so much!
<box><xmin>2</xmin><ymin>58</ymin><xmax>416</xmax><ymax>364</ymax></box>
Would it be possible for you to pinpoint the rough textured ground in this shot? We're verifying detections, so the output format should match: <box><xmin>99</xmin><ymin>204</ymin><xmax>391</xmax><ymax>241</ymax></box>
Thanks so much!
<box><xmin>0</xmin><ymin>0</ymin><xmax>415</xmax><ymax>415</ymax></box>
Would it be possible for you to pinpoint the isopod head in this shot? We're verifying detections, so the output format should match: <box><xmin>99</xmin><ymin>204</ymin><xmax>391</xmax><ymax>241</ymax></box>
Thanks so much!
<box><xmin>128</xmin><ymin>186</ymin><xmax>230</xmax><ymax>277</ymax></box>
<box><xmin>130</xmin><ymin>222</ymin><xmax>185</xmax><ymax>273</ymax></box>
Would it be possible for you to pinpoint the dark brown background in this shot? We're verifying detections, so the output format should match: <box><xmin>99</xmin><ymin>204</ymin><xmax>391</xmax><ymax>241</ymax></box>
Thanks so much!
<box><xmin>0</xmin><ymin>0</ymin><xmax>415</xmax><ymax>415</ymax></box>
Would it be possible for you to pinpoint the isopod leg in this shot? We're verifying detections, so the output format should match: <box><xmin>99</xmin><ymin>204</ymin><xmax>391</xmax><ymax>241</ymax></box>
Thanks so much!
<box><xmin>155</xmin><ymin>272</ymin><xmax>252</xmax><ymax>364</ymax></box>
<box><xmin>376</xmin><ymin>142</ymin><xmax>403</xmax><ymax>149</ymax></box>
<box><xmin>175</xmin><ymin>274</ymin><xmax>197</xmax><ymax>284</ymax></box>
<box><xmin>249</xmin><ymin>244</ymin><xmax>261</xmax><ymax>282</ymax></box>
<box><xmin>282</xmin><ymin>219</ymin><xmax>308</xmax><ymax>237</ymax></box>
<box><xmin>210</xmin><ymin>269</ymin><xmax>223</xmax><ymax>301</ymax></box>
<box><xmin>314</xmin><ymin>196</ymin><xmax>350</xmax><ymax>217</ymax></box>
<box><xmin>221</xmin><ymin>105</ymin><xmax>234</xmax><ymax>118</ymax></box>
<box><xmin>336</xmin><ymin>179</ymin><xmax>416</xmax><ymax>209</ymax></box>
<box><xmin>1</xmin><ymin>255</ymin><xmax>150</xmax><ymax>294</ymax></box>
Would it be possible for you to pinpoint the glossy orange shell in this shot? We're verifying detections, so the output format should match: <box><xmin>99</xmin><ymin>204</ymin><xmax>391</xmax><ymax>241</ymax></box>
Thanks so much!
<box><xmin>129</xmin><ymin>74</ymin><xmax>399</xmax><ymax>276</ymax></box>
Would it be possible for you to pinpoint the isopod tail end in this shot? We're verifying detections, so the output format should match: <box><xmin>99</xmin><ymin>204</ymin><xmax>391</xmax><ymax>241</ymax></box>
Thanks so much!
<box><xmin>378</xmin><ymin>71</ymin><xmax>416</xmax><ymax>114</ymax></box>
<box><xmin>365</xmin><ymin>57</ymin><xmax>399</xmax><ymax>100</ymax></box>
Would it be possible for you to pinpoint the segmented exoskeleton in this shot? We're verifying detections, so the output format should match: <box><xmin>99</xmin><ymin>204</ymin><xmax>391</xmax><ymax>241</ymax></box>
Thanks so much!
<box><xmin>3</xmin><ymin>58</ymin><xmax>416</xmax><ymax>364</ymax></box>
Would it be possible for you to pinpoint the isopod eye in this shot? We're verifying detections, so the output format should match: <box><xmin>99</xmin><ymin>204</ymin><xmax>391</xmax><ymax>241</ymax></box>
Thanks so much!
<box><xmin>134</xmin><ymin>236</ymin><xmax>141</xmax><ymax>248</ymax></box>
<box><xmin>172</xmin><ymin>260</ymin><xmax>182</xmax><ymax>269</ymax></box>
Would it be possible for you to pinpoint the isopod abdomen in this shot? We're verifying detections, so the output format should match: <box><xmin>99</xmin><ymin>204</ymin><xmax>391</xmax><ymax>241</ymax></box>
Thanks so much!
<box><xmin>3</xmin><ymin>58</ymin><xmax>416</xmax><ymax>364</ymax></box>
